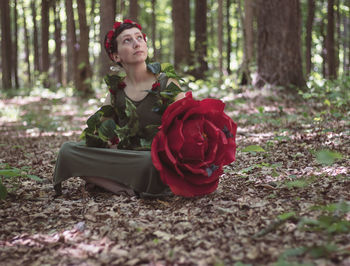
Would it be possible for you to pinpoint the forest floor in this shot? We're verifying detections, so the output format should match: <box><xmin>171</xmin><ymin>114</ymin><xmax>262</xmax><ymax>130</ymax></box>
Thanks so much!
<box><xmin>0</xmin><ymin>86</ymin><xmax>349</xmax><ymax>266</ymax></box>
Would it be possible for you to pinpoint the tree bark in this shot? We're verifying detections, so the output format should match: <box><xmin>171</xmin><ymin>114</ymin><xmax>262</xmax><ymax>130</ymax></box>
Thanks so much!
<box><xmin>241</xmin><ymin>0</ymin><xmax>254</xmax><ymax>85</ymax></box>
<box><xmin>172</xmin><ymin>0</ymin><xmax>191</xmax><ymax>70</ymax></box>
<box><xmin>218</xmin><ymin>0</ymin><xmax>223</xmax><ymax>79</ymax></box>
<box><xmin>41</xmin><ymin>0</ymin><xmax>50</xmax><ymax>87</ymax></box>
<box><xmin>193</xmin><ymin>0</ymin><xmax>208</xmax><ymax>79</ymax></box>
<box><xmin>151</xmin><ymin>0</ymin><xmax>157</xmax><ymax>60</ymax></box>
<box><xmin>326</xmin><ymin>0</ymin><xmax>336</xmax><ymax>79</ymax></box>
<box><xmin>77</xmin><ymin>0</ymin><xmax>93</xmax><ymax>95</ymax></box>
<box><xmin>129</xmin><ymin>0</ymin><xmax>139</xmax><ymax>21</ymax></box>
<box><xmin>99</xmin><ymin>0</ymin><xmax>116</xmax><ymax>77</ymax></box>
<box><xmin>0</xmin><ymin>0</ymin><xmax>12</xmax><ymax>89</ymax></box>
<box><xmin>23</xmin><ymin>2</ymin><xmax>31</xmax><ymax>84</ymax></box>
<box><xmin>349</xmin><ymin>0</ymin><xmax>350</xmax><ymax>75</ymax></box>
<box><xmin>31</xmin><ymin>0</ymin><xmax>40</xmax><ymax>72</ymax></box>
<box><xmin>256</xmin><ymin>0</ymin><xmax>305</xmax><ymax>90</ymax></box>
<box><xmin>54</xmin><ymin>2</ymin><xmax>63</xmax><ymax>86</ymax></box>
<box><xmin>226</xmin><ymin>0</ymin><xmax>232</xmax><ymax>75</ymax></box>
<box><xmin>305</xmin><ymin>0</ymin><xmax>315</xmax><ymax>75</ymax></box>
<box><xmin>65</xmin><ymin>0</ymin><xmax>78</xmax><ymax>85</ymax></box>
<box><xmin>13</xmin><ymin>0</ymin><xmax>19</xmax><ymax>89</ymax></box>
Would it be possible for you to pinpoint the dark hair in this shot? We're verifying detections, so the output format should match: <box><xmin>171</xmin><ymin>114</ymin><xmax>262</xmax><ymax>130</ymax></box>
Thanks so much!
<box><xmin>104</xmin><ymin>23</ymin><xmax>140</xmax><ymax>61</ymax></box>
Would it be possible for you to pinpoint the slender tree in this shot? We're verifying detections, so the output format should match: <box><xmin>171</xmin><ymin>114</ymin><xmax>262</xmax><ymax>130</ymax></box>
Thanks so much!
<box><xmin>193</xmin><ymin>0</ymin><xmax>208</xmax><ymax>79</ymax></box>
<box><xmin>41</xmin><ymin>0</ymin><xmax>50</xmax><ymax>87</ymax></box>
<box><xmin>77</xmin><ymin>0</ymin><xmax>93</xmax><ymax>95</ymax></box>
<box><xmin>23</xmin><ymin>2</ymin><xmax>31</xmax><ymax>84</ymax></box>
<box><xmin>151</xmin><ymin>0</ymin><xmax>157</xmax><ymax>60</ymax></box>
<box><xmin>326</xmin><ymin>0</ymin><xmax>337</xmax><ymax>79</ymax></box>
<box><xmin>53</xmin><ymin>2</ymin><xmax>63</xmax><ymax>85</ymax></box>
<box><xmin>172</xmin><ymin>0</ymin><xmax>191</xmax><ymax>70</ymax></box>
<box><xmin>305</xmin><ymin>0</ymin><xmax>315</xmax><ymax>75</ymax></box>
<box><xmin>99</xmin><ymin>0</ymin><xmax>116</xmax><ymax>77</ymax></box>
<box><xmin>129</xmin><ymin>0</ymin><xmax>139</xmax><ymax>21</ymax></box>
<box><xmin>218</xmin><ymin>0</ymin><xmax>223</xmax><ymax>79</ymax></box>
<box><xmin>65</xmin><ymin>0</ymin><xmax>78</xmax><ymax>85</ymax></box>
<box><xmin>31</xmin><ymin>0</ymin><xmax>40</xmax><ymax>72</ymax></box>
<box><xmin>226</xmin><ymin>0</ymin><xmax>232</xmax><ymax>75</ymax></box>
<box><xmin>13</xmin><ymin>0</ymin><xmax>19</xmax><ymax>88</ymax></box>
<box><xmin>256</xmin><ymin>0</ymin><xmax>305</xmax><ymax>90</ymax></box>
<box><xmin>0</xmin><ymin>0</ymin><xmax>12</xmax><ymax>89</ymax></box>
<box><xmin>241</xmin><ymin>0</ymin><xmax>254</xmax><ymax>85</ymax></box>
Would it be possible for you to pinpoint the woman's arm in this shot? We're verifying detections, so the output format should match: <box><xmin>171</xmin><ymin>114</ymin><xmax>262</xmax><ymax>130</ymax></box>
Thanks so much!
<box><xmin>103</xmin><ymin>92</ymin><xmax>112</xmax><ymax>106</ymax></box>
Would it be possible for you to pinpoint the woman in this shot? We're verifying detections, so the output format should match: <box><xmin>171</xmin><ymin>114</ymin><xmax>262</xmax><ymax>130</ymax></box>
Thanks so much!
<box><xmin>53</xmin><ymin>19</ymin><xmax>185</xmax><ymax>197</ymax></box>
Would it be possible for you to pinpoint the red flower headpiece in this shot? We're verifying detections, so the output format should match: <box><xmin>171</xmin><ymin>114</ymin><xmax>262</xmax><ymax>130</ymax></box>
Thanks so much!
<box><xmin>105</xmin><ymin>19</ymin><xmax>147</xmax><ymax>60</ymax></box>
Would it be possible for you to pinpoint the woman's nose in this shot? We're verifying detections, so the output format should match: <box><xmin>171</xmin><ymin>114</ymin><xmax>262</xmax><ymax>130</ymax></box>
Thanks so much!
<box><xmin>133</xmin><ymin>39</ymin><xmax>140</xmax><ymax>48</ymax></box>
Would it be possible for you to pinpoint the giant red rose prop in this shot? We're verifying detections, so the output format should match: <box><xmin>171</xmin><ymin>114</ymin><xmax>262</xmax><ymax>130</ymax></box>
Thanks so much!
<box><xmin>151</xmin><ymin>92</ymin><xmax>237</xmax><ymax>197</ymax></box>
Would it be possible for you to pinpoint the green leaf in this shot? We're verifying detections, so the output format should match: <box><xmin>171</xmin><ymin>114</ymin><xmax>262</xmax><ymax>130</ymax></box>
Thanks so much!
<box><xmin>0</xmin><ymin>181</ymin><xmax>7</xmax><ymax>200</ymax></box>
<box><xmin>98</xmin><ymin>119</ymin><xmax>117</xmax><ymax>142</ymax></box>
<box><xmin>242</xmin><ymin>145</ymin><xmax>265</xmax><ymax>153</ymax></box>
<box><xmin>278</xmin><ymin>211</ymin><xmax>296</xmax><ymax>221</ymax></box>
<box><xmin>316</xmin><ymin>149</ymin><xmax>342</xmax><ymax>165</ymax></box>
<box><xmin>87</xmin><ymin>112</ymin><xmax>101</xmax><ymax>129</ymax></box>
<box><xmin>26</xmin><ymin>174</ymin><xmax>42</xmax><ymax>182</ymax></box>
<box><xmin>0</xmin><ymin>169</ymin><xmax>22</xmax><ymax>178</ymax></box>
<box><xmin>147</xmin><ymin>62</ymin><xmax>161</xmax><ymax>74</ymax></box>
<box><xmin>85</xmin><ymin>133</ymin><xmax>107</xmax><ymax>148</ymax></box>
<box><xmin>285</xmin><ymin>179</ymin><xmax>308</xmax><ymax>189</ymax></box>
<box><xmin>99</xmin><ymin>105</ymin><xmax>115</xmax><ymax>117</ymax></box>
<box><xmin>307</xmin><ymin>244</ymin><xmax>338</xmax><ymax>258</ymax></box>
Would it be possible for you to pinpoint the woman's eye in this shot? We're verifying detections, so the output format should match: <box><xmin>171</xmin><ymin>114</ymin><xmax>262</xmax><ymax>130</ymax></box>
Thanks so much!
<box><xmin>123</xmin><ymin>38</ymin><xmax>130</xmax><ymax>44</ymax></box>
<box><xmin>137</xmin><ymin>36</ymin><xmax>143</xmax><ymax>40</ymax></box>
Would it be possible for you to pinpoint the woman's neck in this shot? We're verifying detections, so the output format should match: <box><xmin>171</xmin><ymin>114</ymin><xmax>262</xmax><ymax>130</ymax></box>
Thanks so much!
<box><xmin>123</xmin><ymin>62</ymin><xmax>153</xmax><ymax>86</ymax></box>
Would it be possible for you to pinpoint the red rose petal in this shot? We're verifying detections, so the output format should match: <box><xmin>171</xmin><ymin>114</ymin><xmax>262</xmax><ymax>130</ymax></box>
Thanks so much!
<box><xmin>167</xmin><ymin>117</ymin><xmax>184</xmax><ymax>156</ymax></box>
<box><xmin>180</xmin><ymin>118</ymin><xmax>206</xmax><ymax>161</ymax></box>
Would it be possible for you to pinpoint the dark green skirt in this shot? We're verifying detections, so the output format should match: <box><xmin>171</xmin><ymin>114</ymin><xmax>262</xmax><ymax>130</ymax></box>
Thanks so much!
<box><xmin>53</xmin><ymin>141</ymin><xmax>170</xmax><ymax>197</ymax></box>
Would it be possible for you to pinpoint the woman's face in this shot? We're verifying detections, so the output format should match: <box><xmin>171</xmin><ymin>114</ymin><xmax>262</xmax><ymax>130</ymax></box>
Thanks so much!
<box><xmin>113</xmin><ymin>27</ymin><xmax>148</xmax><ymax>66</ymax></box>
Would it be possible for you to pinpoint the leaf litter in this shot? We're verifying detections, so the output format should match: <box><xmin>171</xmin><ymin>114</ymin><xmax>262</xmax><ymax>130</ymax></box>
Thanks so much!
<box><xmin>0</xmin><ymin>90</ymin><xmax>349</xmax><ymax>265</ymax></box>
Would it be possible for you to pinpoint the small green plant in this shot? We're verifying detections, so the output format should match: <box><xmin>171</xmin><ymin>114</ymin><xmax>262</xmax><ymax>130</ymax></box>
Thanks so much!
<box><xmin>0</xmin><ymin>163</ymin><xmax>42</xmax><ymax>200</ymax></box>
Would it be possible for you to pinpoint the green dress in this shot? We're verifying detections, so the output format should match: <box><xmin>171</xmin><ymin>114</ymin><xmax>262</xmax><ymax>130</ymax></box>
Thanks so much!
<box><xmin>53</xmin><ymin>72</ymin><xmax>175</xmax><ymax>197</ymax></box>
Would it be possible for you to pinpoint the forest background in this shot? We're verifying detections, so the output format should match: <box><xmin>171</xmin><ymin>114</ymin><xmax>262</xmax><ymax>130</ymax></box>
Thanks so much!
<box><xmin>1</xmin><ymin>0</ymin><xmax>350</xmax><ymax>95</ymax></box>
<box><xmin>0</xmin><ymin>0</ymin><xmax>350</xmax><ymax>265</ymax></box>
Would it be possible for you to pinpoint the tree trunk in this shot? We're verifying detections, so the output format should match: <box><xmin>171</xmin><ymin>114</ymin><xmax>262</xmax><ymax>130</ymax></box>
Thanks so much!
<box><xmin>335</xmin><ymin>0</ymin><xmax>340</xmax><ymax>74</ymax></box>
<box><xmin>326</xmin><ymin>0</ymin><xmax>336</xmax><ymax>79</ymax></box>
<box><xmin>31</xmin><ymin>0</ymin><xmax>40</xmax><ymax>73</ymax></box>
<box><xmin>193</xmin><ymin>0</ymin><xmax>208</xmax><ymax>79</ymax></box>
<box><xmin>54</xmin><ymin>2</ymin><xmax>63</xmax><ymax>86</ymax></box>
<box><xmin>226</xmin><ymin>0</ymin><xmax>232</xmax><ymax>75</ymax></box>
<box><xmin>342</xmin><ymin>3</ymin><xmax>348</xmax><ymax>74</ymax></box>
<box><xmin>218</xmin><ymin>0</ymin><xmax>223</xmax><ymax>79</ymax></box>
<box><xmin>172</xmin><ymin>0</ymin><xmax>191</xmax><ymax>70</ymax></box>
<box><xmin>305</xmin><ymin>0</ymin><xmax>315</xmax><ymax>75</ymax></box>
<box><xmin>41</xmin><ymin>0</ymin><xmax>50</xmax><ymax>87</ymax></box>
<box><xmin>320</xmin><ymin>16</ymin><xmax>327</xmax><ymax>78</ymax></box>
<box><xmin>129</xmin><ymin>0</ymin><xmax>139</xmax><ymax>21</ymax></box>
<box><xmin>151</xmin><ymin>0</ymin><xmax>157</xmax><ymax>60</ymax></box>
<box><xmin>348</xmin><ymin>0</ymin><xmax>350</xmax><ymax>75</ymax></box>
<box><xmin>77</xmin><ymin>0</ymin><xmax>92</xmax><ymax>96</ymax></box>
<box><xmin>256</xmin><ymin>0</ymin><xmax>305</xmax><ymax>90</ymax></box>
<box><xmin>13</xmin><ymin>0</ymin><xmax>19</xmax><ymax>89</ymax></box>
<box><xmin>65</xmin><ymin>0</ymin><xmax>78</xmax><ymax>85</ymax></box>
<box><xmin>23</xmin><ymin>2</ymin><xmax>31</xmax><ymax>84</ymax></box>
<box><xmin>241</xmin><ymin>0</ymin><xmax>254</xmax><ymax>85</ymax></box>
<box><xmin>0</xmin><ymin>0</ymin><xmax>12</xmax><ymax>89</ymax></box>
<box><xmin>99</xmin><ymin>0</ymin><xmax>116</xmax><ymax>77</ymax></box>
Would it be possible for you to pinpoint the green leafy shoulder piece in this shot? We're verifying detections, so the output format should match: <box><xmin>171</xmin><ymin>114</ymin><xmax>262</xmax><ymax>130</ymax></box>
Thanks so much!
<box><xmin>104</xmin><ymin>73</ymin><xmax>125</xmax><ymax>95</ymax></box>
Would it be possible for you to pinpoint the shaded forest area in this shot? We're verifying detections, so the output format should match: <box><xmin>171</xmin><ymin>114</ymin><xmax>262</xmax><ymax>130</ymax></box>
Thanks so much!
<box><xmin>1</xmin><ymin>0</ymin><xmax>350</xmax><ymax>265</ymax></box>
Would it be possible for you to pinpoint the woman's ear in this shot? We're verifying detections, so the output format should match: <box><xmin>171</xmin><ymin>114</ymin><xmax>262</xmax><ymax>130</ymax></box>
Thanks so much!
<box><xmin>112</xmin><ymin>53</ymin><xmax>120</xmax><ymax>63</ymax></box>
